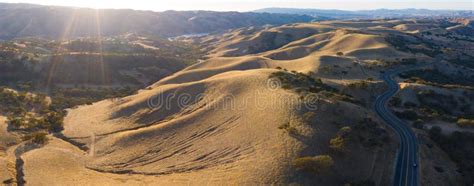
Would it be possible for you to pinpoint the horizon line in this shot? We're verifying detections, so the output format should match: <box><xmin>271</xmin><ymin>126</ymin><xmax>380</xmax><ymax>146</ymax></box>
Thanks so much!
<box><xmin>0</xmin><ymin>2</ymin><xmax>472</xmax><ymax>12</ymax></box>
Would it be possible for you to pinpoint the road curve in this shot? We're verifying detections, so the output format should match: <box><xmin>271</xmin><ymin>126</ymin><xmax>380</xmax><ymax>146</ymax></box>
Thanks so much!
<box><xmin>374</xmin><ymin>70</ymin><xmax>419</xmax><ymax>186</ymax></box>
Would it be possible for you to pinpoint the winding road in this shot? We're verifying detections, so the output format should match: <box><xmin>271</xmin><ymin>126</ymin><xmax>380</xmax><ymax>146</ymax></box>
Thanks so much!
<box><xmin>374</xmin><ymin>69</ymin><xmax>419</xmax><ymax>186</ymax></box>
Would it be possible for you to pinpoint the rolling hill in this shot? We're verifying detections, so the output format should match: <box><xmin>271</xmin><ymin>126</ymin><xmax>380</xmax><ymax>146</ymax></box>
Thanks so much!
<box><xmin>254</xmin><ymin>8</ymin><xmax>473</xmax><ymax>19</ymax></box>
<box><xmin>0</xmin><ymin>3</ymin><xmax>316</xmax><ymax>40</ymax></box>
<box><xmin>0</xmin><ymin>12</ymin><xmax>473</xmax><ymax>185</ymax></box>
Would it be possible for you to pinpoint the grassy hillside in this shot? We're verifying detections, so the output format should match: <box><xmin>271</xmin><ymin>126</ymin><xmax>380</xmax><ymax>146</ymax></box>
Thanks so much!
<box><xmin>1</xmin><ymin>18</ymin><xmax>473</xmax><ymax>185</ymax></box>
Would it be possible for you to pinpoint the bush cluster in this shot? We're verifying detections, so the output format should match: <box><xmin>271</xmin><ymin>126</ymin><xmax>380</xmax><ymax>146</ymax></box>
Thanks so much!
<box><xmin>270</xmin><ymin>70</ymin><xmax>363</xmax><ymax>106</ymax></box>
<box><xmin>292</xmin><ymin>155</ymin><xmax>334</xmax><ymax>174</ymax></box>
<box><xmin>0</xmin><ymin>87</ymin><xmax>64</xmax><ymax>133</ymax></box>
<box><xmin>22</xmin><ymin>132</ymin><xmax>48</xmax><ymax>145</ymax></box>
<box><xmin>329</xmin><ymin>126</ymin><xmax>352</xmax><ymax>152</ymax></box>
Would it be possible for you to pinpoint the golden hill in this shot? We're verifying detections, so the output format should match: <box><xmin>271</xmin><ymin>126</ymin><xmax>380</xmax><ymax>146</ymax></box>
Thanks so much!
<box><xmin>11</xmin><ymin>20</ymin><xmax>469</xmax><ymax>185</ymax></box>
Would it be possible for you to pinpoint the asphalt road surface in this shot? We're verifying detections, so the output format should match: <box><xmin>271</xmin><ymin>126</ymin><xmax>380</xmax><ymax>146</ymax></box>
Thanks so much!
<box><xmin>374</xmin><ymin>69</ymin><xmax>419</xmax><ymax>186</ymax></box>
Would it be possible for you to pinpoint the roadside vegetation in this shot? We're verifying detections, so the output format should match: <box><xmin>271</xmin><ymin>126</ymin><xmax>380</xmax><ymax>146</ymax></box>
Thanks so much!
<box><xmin>390</xmin><ymin>67</ymin><xmax>474</xmax><ymax>184</ymax></box>
<box><xmin>270</xmin><ymin>69</ymin><xmax>389</xmax><ymax>181</ymax></box>
<box><xmin>390</xmin><ymin>88</ymin><xmax>473</xmax><ymax>129</ymax></box>
<box><xmin>292</xmin><ymin>116</ymin><xmax>389</xmax><ymax>181</ymax></box>
<box><xmin>400</xmin><ymin>69</ymin><xmax>474</xmax><ymax>88</ymax></box>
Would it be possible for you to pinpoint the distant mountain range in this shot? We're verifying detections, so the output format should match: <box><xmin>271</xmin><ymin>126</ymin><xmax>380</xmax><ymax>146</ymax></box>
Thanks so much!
<box><xmin>1</xmin><ymin>3</ymin><xmax>472</xmax><ymax>41</ymax></box>
<box><xmin>0</xmin><ymin>3</ymin><xmax>316</xmax><ymax>40</ymax></box>
<box><xmin>254</xmin><ymin>8</ymin><xmax>473</xmax><ymax>19</ymax></box>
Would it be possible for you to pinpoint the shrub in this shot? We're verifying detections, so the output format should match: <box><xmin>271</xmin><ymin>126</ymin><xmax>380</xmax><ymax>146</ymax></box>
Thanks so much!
<box><xmin>292</xmin><ymin>155</ymin><xmax>334</xmax><ymax>174</ymax></box>
<box><xmin>336</xmin><ymin>52</ymin><xmax>344</xmax><ymax>56</ymax></box>
<box><xmin>330</xmin><ymin>126</ymin><xmax>352</xmax><ymax>152</ymax></box>
<box><xmin>45</xmin><ymin>111</ymin><xmax>64</xmax><ymax>132</ymax></box>
<box><xmin>22</xmin><ymin>132</ymin><xmax>48</xmax><ymax>145</ymax></box>
<box><xmin>338</xmin><ymin>126</ymin><xmax>352</xmax><ymax>137</ymax></box>
<box><xmin>329</xmin><ymin>136</ymin><xmax>345</xmax><ymax>152</ymax></box>
<box><xmin>457</xmin><ymin>118</ymin><xmax>474</xmax><ymax>128</ymax></box>
<box><xmin>348</xmin><ymin>81</ymin><xmax>369</xmax><ymax>89</ymax></box>
<box><xmin>8</xmin><ymin>116</ymin><xmax>26</xmax><ymax>129</ymax></box>
<box><xmin>279</xmin><ymin>122</ymin><xmax>297</xmax><ymax>135</ymax></box>
<box><xmin>269</xmin><ymin>71</ymin><xmax>336</xmax><ymax>94</ymax></box>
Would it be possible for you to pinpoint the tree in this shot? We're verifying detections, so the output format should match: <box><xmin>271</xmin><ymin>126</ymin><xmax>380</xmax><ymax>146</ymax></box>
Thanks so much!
<box><xmin>22</xmin><ymin>132</ymin><xmax>48</xmax><ymax>145</ymax></box>
<box><xmin>45</xmin><ymin>111</ymin><xmax>64</xmax><ymax>132</ymax></box>
<box><xmin>32</xmin><ymin>132</ymin><xmax>48</xmax><ymax>144</ymax></box>
<box><xmin>336</xmin><ymin>52</ymin><xmax>344</xmax><ymax>56</ymax></box>
<box><xmin>9</xmin><ymin>116</ymin><xmax>25</xmax><ymax>129</ymax></box>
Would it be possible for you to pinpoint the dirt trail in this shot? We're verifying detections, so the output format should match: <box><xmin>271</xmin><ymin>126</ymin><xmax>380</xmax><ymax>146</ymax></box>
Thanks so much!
<box><xmin>4</xmin><ymin>142</ymin><xmax>41</xmax><ymax>186</ymax></box>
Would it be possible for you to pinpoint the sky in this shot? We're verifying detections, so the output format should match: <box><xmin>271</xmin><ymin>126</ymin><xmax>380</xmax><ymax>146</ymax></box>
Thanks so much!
<box><xmin>0</xmin><ymin>0</ymin><xmax>472</xmax><ymax>11</ymax></box>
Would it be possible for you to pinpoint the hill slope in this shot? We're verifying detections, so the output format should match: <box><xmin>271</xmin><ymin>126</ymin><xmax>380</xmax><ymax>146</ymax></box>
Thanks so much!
<box><xmin>0</xmin><ymin>3</ymin><xmax>315</xmax><ymax>40</ymax></box>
